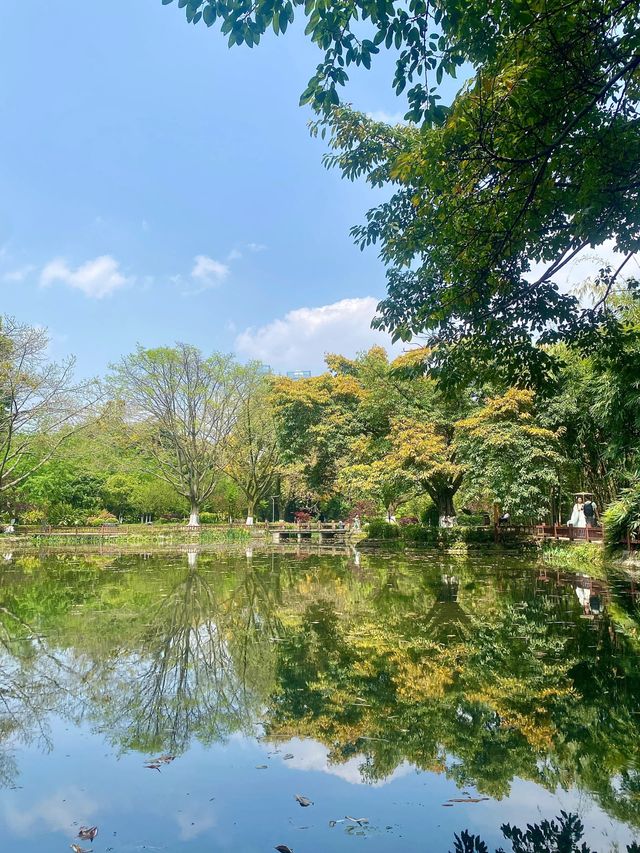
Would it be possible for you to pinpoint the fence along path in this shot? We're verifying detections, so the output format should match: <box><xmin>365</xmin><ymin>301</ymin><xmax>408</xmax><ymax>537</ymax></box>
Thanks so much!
<box><xmin>7</xmin><ymin>521</ymin><xmax>638</xmax><ymax>549</ymax></box>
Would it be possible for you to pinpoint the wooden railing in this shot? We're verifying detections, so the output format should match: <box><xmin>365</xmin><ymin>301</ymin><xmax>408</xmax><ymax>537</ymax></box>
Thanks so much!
<box><xmin>535</xmin><ymin>523</ymin><xmax>604</xmax><ymax>542</ymax></box>
<box><xmin>5</xmin><ymin>520</ymin><xmax>639</xmax><ymax>549</ymax></box>
<box><xmin>9</xmin><ymin>521</ymin><xmax>354</xmax><ymax>539</ymax></box>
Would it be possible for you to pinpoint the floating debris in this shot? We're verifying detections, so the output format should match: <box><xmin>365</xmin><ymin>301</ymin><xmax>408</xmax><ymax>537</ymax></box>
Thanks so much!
<box><xmin>295</xmin><ymin>794</ymin><xmax>313</xmax><ymax>807</ymax></box>
<box><xmin>275</xmin><ymin>846</ymin><xmax>294</xmax><ymax>853</ymax></box>
<box><xmin>256</xmin><ymin>764</ymin><xmax>268</xmax><ymax>770</ymax></box>
<box><xmin>148</xmin><ymin>754</ymin><xmax>175</xmax><ymax>765</ymax></box>
<box><xmin>70</xmin><ymin>845</ymin><xmax>92</xmax><ymax>853</ymax></box>
<box><xmin>446</xmin><ymin>797</ymin><xmax>489</xmax><ymax>804</ymax></box>
<box><xmin>330</xmin><ymin>815</ymin><xmax>369</xmax><ymax>827</ymax></box>
<box><xmin>78</xmin><ymin>827</ymin><xmax>98</xmax><ymax>841</ymax></box>
<box><xmin>144</xmin><ymin>753</ymin><xmax>175</xmax><ymax>772</ymax></box>
<box><xmin>283</xmin><ymin>753</ymin><xmax>294</xmax><ymax>760</ymax></box>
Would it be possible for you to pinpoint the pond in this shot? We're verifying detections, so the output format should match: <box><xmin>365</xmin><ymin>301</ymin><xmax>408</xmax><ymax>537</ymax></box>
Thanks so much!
<box><xmin>0</xmin><ymin>546</ymin><xmax>638</xmax><ymax>852</ymax></box>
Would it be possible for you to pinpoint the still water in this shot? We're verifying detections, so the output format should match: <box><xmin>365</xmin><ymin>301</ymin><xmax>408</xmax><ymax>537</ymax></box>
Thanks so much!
<box><xmin>0</xmin><ymin>546</ymin><xmax>638</xmax><ymax>852</ymax></box>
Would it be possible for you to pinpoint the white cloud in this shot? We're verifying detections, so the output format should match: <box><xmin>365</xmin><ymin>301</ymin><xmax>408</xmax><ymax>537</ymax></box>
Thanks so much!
<box><xmin>367</xmin><ymin>110</ymin><xmax>407</xmax><ymax>125</ymax></box>
<box><xmin>40</xmin><ymin>255</ymin><xmax>129</xmax><ymax>299</ymax></box>
<box><xmin>2</xmin><ymin>264</ymin><xmax>36</xmax><ymax>283</ymax></box>
<box><xmin>235</xmin><ymin>296</ymin><xmax>403</xmax><ymax>372</ymax></box>
<box><xmin>526</xmin><ymin>239</ymin><xmax>640</xmax><ymax>301</ymax></box>
<box><xmin>247</xmin><ymin>242</ymin><xmax>267</xmax><ymax>252</ymax></box>
<box><xmin>190</xmin><ymin>255</ymin><xmax>230</xmax><ymax>290</ymax></box>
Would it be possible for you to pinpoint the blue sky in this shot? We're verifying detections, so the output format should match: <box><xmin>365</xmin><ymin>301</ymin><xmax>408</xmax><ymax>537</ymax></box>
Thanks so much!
<box><xmin>0</xmin><ymin>0</ymin><xmax>436</xmax><ymax>376</ymax></box>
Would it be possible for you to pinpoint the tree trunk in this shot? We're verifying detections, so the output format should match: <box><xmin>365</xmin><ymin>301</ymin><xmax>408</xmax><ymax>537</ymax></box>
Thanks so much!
<box><xmin>246</xmin><ymin>499</ymin><xmax>256</xmax><ymax>526</ymax></box>
<box><xmin>437</xmin><ymin>489</ymin><xmax>456</xmax><ymax>526</ymax></box>
<box><xmin>189</xmin><ymin>501</ymin><xmax>200</xmax><ymax>527</ymax></box>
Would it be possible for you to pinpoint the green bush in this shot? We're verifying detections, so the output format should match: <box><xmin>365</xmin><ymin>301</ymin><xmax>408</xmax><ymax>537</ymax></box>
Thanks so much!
<box><xmin>401</xmin><ymin>524</ymin><xmax>496</xmax><ymax>546</ymax></box>
<box><xmin>366</xmin><ymin>519</ymin><xmax>400</xmax><ymax>539</ymax></box>
<box><xmin>456</xmin><ymin>512</ymin><xmax>487</xmax><ymax>527</ymax></box>
<box><xmin>198</xmin><ymin>512</ymin><xmax>219</xmax><ymax>524</ymax></box>
<box><xmin>86</xmin><ymin>510</ymin><xmax>119</xmax><ymax>527</ymax></box>
<box><xmin>47</xmin><ymin>503</ymin><xmax>89</xmax><ymax>526</ymax></box>
<box><xmin>21</xmin><ymin>508</ymin><xmax>47</xmax><ymax>525</ymax></box>
<box><xmin>603</xmin><ymin>476</ymin><xmax>640</xmax><ymax>550</ymax></box>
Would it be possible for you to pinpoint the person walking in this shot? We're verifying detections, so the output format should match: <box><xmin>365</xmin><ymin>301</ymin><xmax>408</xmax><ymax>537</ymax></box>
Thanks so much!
<box><xmin>583</xmin><ymin>497</ymin><xmax>599</xmax><ymax>527</ymax></box>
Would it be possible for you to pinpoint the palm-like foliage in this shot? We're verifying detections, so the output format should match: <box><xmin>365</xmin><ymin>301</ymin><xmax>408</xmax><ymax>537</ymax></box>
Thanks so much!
<box><xmin>603</xmin><ymin>476</ymin><xmax>640</xmax><ymax>549</ymax></box>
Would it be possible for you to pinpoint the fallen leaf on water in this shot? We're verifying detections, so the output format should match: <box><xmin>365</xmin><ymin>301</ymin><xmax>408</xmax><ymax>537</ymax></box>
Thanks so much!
<box><xmin>275</xmin><ymin>846</ymin><xmax>294</xmax><ymax>853</ymax></box>
<box><xmin>447</xmin><ymin>797</ymin><xmax>489</xmax><ymax>804</ymax></box>
<box><xmin>295</xmin><ymin>794</ymin><xmax>313</xmax><ymax>807</ymax></box>
<box><xmin>283</xmin><ymin>753</ymin><xmax>294</xmax><ymax>760</ymax></box>
<box><xmin>145</xmin><ymin>763</ymin><xmax>161</xmax><ymax>772</ymax></box>
<box><xmin>256</xmin><ymin>765</ymin><xmax>268</xmax><ymax>770</ymax></box>
<box><xmin>78</xmin><ymin>826</ymin><xmax>98</xmax><ymax>841</ymax></box>
<box><xmin>70</xmin><ymin>845</ymin><xmax>92</xmax><ymax>853</ymax></box>
<box><xmin>345</xmin><ymin>816</ymin><xmax>368</xmax><ymax>826</ymax></box>
<box><xmin>441</xmin><ymin>803</ymin><xmax>454</xmax><ymax>807</ymax></box>
<box><xmin>148</xmin><ymin>754</ymin><xmax>175</xmax><ymax>765</ymax></box>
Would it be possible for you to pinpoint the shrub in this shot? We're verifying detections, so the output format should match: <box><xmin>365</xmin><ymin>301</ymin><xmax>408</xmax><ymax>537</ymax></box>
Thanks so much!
<box><xmin>456</xmin><ymin>512</ymin><xmax>487</xmax><ymax>527</ymax></box>
<box><xmin>603</xmin><ymin>476</ymin><xmax>640</xmax><ymax>550</ymax></box>
<box><xmin>294</xmin><ymin>511</ymin><xmax>312</xmax><ymax>524</ymax></box>
<box><xmin>367</xmin><ymin>519</ymin><xmax>400</xmax><ymax>539</ymax></box>
<box><xmin>198</xmin><ymin>512</ymin><xmax>219</xmax><ymax>524</ymax></box>
<box><xmin>48</xmin><ymin>503</ymin><xmax>89</xmax><ymax>526</ymax></box>
<box><xmin>397</xmin><ymin>516</ymin><xmax>419</xmax><ymax>525</ymax></box>
<box><xmin>347</xmin><ymin>500</ymin><xmax>378</xmax><ymax>523</ymax></box>
<box><xmin>401</xmin><ymin>525</ymin><xmax>496</xmax><ymax>546</ymax></box>
<box><xmin>86</xmin><ymin>510</ymin><xmax>119</xmax><ymax>527</ymax></box>
<box><xmin>21</xmin><ymin>508</ymin><xmax>47</xmax><ymax>525</ymax></box>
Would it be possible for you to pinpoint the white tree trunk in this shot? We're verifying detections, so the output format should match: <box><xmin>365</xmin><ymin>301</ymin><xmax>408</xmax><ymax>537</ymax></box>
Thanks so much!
<box><xmin>189</xmin><ymin>506</ymin><xmax>200</xmax><ymax>526</ymax></box>
<box><xmin>246</xmin><ymin>515</ymin><xmax>254</xmax><ymax>525</ymax></box>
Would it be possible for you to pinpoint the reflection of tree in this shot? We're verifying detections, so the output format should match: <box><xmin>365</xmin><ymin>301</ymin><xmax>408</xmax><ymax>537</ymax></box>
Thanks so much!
<box><xmin>261</xmin><ymin>560</ymin><xmax>640</xmax><ymax>827</ymax></box>
<box><xmin>0</xmin><ymin>547</ymin><xmax>639</xmax><ymax>836</ymax></box>
<box><xmin>0</xmin><ymin>601</ymin><xmax>74</xmax><ymax>787</ymax></box>
<box><xmin>89</xmin><ymin>555</ymin><xmax>278</xmax><ymax>755</ymax></box>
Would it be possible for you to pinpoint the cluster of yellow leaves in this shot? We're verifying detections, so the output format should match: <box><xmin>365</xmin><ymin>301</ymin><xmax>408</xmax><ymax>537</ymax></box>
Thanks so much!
<box><xmin>391</xmin><ymin>417</ymin><xmax>464</xmax><ymax>482</ymax></box>
<box><xmin>456</xmin><ymin>388</ymin><xmax>557</xmax><ymax>445</ymax></box>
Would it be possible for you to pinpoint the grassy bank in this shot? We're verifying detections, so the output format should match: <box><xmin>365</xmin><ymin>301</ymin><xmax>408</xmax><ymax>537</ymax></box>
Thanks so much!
<box><xmin>540</xmin><ymin>541</ymin><xmax>605</xmax><ymax>572</ymax></box>
<box><xmin>18</xmin><ymin>527</ymin><xmax>254</xmax><ymax>547</ymax></box>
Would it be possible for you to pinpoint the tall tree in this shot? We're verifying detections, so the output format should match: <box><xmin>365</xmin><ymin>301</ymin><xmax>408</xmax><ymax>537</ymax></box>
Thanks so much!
<box><xmin>0</xmin><ymin>316</ymin><xmax>99</xmax><ymax>496</ymax></box>
<box><xmin>389</xmin><ymin>415</ymin><xmax>464</xmax><ymax>521</ymax></box>
<box><xmin>167</xmin><ymin>0</ymin><xmax>640</xmax><ymax>387</ymax></box>
<box><xmin>112</xmin><ymin>345</ymin><xmax>245</xmax><ymax>526</ymax></box>
<box><xmin>455</xmin><ymin>388</ymin><xmax>560</xmax><ymax>522</ymax></box>
<box><xmin>225</xmin><ymin>369</ymin><xmax>281</xmax><ymax>524</ymax></box>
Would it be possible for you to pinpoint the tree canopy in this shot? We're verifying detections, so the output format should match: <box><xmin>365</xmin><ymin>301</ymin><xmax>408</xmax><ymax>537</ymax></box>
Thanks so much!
<box><xmin>164</xmin><ymin>0</ymin><xmax>640</xmax><ymax>387</ymax></box>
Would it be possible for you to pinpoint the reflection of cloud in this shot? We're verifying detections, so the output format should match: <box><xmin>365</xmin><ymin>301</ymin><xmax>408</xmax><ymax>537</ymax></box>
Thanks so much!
<box><xmin>175</xmin><ymin>803</ymin><xmax>217</xmax><ymax>841</ymax></box>
<box><xmin>263</xmin><ymin>737</ymin><xmax>413</xmax><ymax>786</ymax></box>
<box><xmin>464</xmin><ymin>778</ymin><xmax>638</xmax><ymax>852</ymax></box>
<box><xmin>2</xmin><ymin>786</ymin><xmax>99</xmax><ymax>837</ymax></box>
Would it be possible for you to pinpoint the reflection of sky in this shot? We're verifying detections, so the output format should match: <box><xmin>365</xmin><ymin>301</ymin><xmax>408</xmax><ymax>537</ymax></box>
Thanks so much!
<box><xmin>0</xmin><ymin>717</ymin><xmax>637</xmax><ymax>853</ymax></box>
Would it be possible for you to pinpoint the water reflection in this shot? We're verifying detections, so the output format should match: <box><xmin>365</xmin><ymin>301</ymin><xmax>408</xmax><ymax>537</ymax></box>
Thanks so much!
<box><xmin>0</xmin><ymin>547</ymin><xmax>639</xmax><ymax>836</ymax></box>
